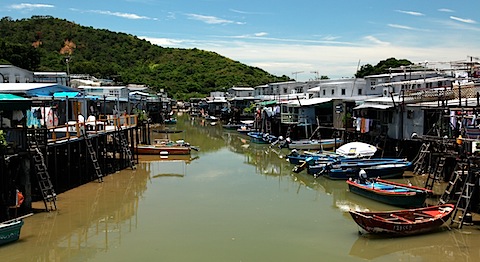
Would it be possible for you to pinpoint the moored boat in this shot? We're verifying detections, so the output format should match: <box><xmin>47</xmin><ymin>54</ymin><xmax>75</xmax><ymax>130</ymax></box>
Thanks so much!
<box><xmin>287</xmin><ymin>138</ymin><xmax>343</xmax><ymax>150</ymax></box>
<box><xmin>347</xmin><ymin>178</ymin><xmax>432</xmax><ymax>208</ymax></box>
<box><xmin>308</xmin><ymin>158</ymin><xmax>411</xmax><ymax>179</ymax></box>
<box><xmin>0</xmin><ymin>219</ymin><xmax>24</xmax><ymax>246</ymax></box>
<box><xmin>349</xmin><ymin>204</ymin><xmax>455</xmax><ymax>236</ymax></box>
<box><xmin>135</xmin><ymin>145</ymin><xmax>191</xmax><ymax>155</ymax></box>
<box><xmin>247</xmin><ymin>132</ymin><xmax>277</xmax><ymax>144</ymax></box>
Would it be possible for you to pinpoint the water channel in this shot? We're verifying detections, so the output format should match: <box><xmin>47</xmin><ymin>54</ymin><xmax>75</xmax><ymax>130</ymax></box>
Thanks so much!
<box><xmin>1</xmin><ymin>113</ymin><xmax>480</xmax><ymax>261</ymax></box>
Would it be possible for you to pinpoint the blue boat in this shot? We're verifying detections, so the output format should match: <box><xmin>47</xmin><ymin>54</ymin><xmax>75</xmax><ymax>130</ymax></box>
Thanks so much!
<box><xmin>247</xmin><ymin>132</ymin><xmax>277</xmax><ymax>144</ymax></box>
<box><xmin>347</xmin><ymin>178</ymin><xmax>432</xmax><ymax>208</ymax></box>
<box><xmin>164</xmin><ymin>118</ymin><xmax>177</xmax><ymax>124</ymax></box>
<box><xmin>0</xmin><ymin>220</ymin><xmax>24</xmax><ymax>246</ymax></box>
<box><xmin>287</xmin><ymin>151</ymin><xmax>340</xmax><ymax>165</ymax></box>
<box><xmin>308</xmin><ymin>158</ymin><xmax>411</xmax><ymax>179</ymax></box>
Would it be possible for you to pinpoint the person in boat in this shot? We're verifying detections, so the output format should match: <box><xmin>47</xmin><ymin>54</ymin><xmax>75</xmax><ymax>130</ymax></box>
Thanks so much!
<box><xmin>358</xmin><ymin>169</ymin><xmax>368</xmax><ymax>184</ymax></box>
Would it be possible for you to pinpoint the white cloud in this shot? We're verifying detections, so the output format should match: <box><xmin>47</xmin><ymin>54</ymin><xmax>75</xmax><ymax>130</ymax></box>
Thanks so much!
<box><xmin>186</xmin><ymin>14</ymin><xmax>244</xmax><ymax>25</ymax></box>
<box><xmin>254</xmin><ymin>32</ymin><xmax>268</xmax><ymax>37</ymax></box>
<box><xmin>9</xmin><ymin>3</ymin><xmax>54</xmax><ymax>10</ymax></box>
<box><xmin>438</xmin><ymin>8</ymin><xmax>454</xmax><ymax>13</ymax></box>
<box><xmin>450</xmin><ymin>16</ymin><xmax>477</xmax><ymax>24</ymax></box>
<box><xmin>388</xmin><ymin>24</ymin><xmax>415</xmax><ymax>30</ymax></box>
<box><xmin>90</xmin><ymin>10</ymin><xmax>154</xmax><ymax>20</ymax></box>
<box><xmin>363</xmin><ymin>36</ymin><xmax>390</xmax><ymax>46</ymax></box>
<box><xmin>396</xmin><ymin>10</ymin><xmax>424</xmax><ymax>16</ymax></box>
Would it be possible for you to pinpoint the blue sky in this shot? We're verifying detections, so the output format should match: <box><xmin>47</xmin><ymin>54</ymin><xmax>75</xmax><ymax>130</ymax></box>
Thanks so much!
<box><xmin>1</xmin><ymin>1</ymin><xmax>480</xmax><ymax>81</ymax></box>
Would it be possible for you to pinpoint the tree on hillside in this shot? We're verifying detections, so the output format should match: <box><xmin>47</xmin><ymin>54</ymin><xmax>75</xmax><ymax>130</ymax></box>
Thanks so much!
<box><xmin>355</xmin><ymin>57</ymin><xmax>413</xmax><ymax>78</ymax></box>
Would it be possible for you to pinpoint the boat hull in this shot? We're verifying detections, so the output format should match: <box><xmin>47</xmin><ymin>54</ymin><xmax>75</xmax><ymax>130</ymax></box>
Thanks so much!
<box><xmin>0</xmin><ymin>220</ymin><xmax>24</xmax><ymax>246</ymax></box>
<box><xmin>347</xmin><ymin>179</ymin><xmax>431</xmax><ymax>208</ymax></box>
<box><xmin>324</xmin><ymin>162</ymin><xmax>411</xmax><ymax>180</ymax></box>
<box><xmin>349</xmin><ymin>204</ymin><xmax>454</xmax><ymax>236</ymax></box>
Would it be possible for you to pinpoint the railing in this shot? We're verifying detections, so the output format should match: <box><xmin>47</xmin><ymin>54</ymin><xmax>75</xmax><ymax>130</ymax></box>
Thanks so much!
<box><xmin>47</xmin><ymin>114</ymin><xmax>137</xmax><ymax>143</ymax></box>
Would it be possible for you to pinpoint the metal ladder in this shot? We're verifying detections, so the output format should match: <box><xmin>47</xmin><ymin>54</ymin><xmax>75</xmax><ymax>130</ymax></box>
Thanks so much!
<box><xmin>450</xmin><ymin>168</ymin><xmax>475</xmax><ymax>229</ymax></box>
<box><xmin>424</xmin><ymin>156</ymin><xmax>446</xmax><ymax>190</ymax></box>
<box><xmin>118</xmin><ymin>130</ymin><xmax>136</xmax><ymax>169</ymax></box>
<box><xmin>85</xmin><ymin>136</ymin><xmax>104</xmax><ymax>182</ymax></box>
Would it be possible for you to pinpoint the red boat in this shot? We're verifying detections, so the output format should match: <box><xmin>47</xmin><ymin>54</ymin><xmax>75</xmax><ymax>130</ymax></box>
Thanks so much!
<box><xmin>349</xmin><ymin>204</ymin><xmax>455</xmax><ymax>236</ymax></box>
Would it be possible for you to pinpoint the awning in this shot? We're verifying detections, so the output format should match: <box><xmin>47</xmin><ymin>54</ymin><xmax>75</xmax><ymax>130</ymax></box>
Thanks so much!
<box><xmin>288</xmin><ymin>98</ymin><xmax>332</xmax><ymax>106</ymax></box>
<box><xmin>259</xmin><ymin>100</ymin><xmax>277</xmax><ymax>106</ymax></box>
<box><xmin>353</xmin><ymin>103</ymin><xmax>393</xmax><ymax>110</ymax></box>
<box><xmin>53</xmin><ymin>91</ymin><xmax>80</xmax><ymax>98</ymax></box>
<box><xmin>0</xmin><ymin>94</ymin><xmax>31</xmax><ymax>110</ymax></box>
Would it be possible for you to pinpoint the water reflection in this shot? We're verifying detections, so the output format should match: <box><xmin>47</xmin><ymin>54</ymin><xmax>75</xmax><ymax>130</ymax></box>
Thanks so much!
<box><xmin>349</xmin><ymin>229</ymin><xmax>479</xmax><ymax>261</ymax></box>
<box><xmin>3</xmin><ymin>168</ymin><xmax>150</xmax><ymax>261</ymax></box>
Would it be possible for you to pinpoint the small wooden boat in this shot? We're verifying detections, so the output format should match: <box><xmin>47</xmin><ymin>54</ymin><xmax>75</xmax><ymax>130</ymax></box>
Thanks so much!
<box><xmin>287</xmin><ymin>138</ymin><xmax>343</xmax><ymax>150</ymax></box>
<box><xmin>135</xmin><ymin>145</ymin><xmax>191</xmax><ymax>155</ymax></box>
<box><xmin>247</xmin><ymin>132</ymin><xmax>277</xmax><ymax>144</ymax></box>
<box><xmin>346</xmin><ymin>178</ymin><xmax>432</xmax><ymax>208</ymax></box>
<box><xmin>0</xmin><ymin>215</ymin><xmax>29</xmax><ymax>246</ymax></box>
<box><xmin>349</xmin><ymin>204</ymin><xmax>455</xmax><ymax>236</ymax></box>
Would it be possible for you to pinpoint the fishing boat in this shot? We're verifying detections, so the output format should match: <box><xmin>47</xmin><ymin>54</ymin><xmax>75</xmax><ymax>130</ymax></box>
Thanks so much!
<box><xmin>164</xmin><ymin>118</ymin><xmax>177</xmax><ymax>124</ymax></box>
<box><xmin>286</xmin><ymin>138</ymin><xmax>343</xmax><ymax>150</ymax></box>
<box><xmin>287</xmin><ymin>151</ymin><xmax>340</xmax><ymax>165</ymax></box>
<box><xmin>135</xmin><ymin>145</ymin><xmax>191</xmax><ymax>155</ymax></box>
<box><xmin>135</xmin><ymin>139</ymin><xmax>198</xmax><ymax>155</ymax></box>
<box><xmin>308</xmin><ymin>158</ymin><xmax>411</xmax><ymax>179</ymax></box>
<box><xmin>237</xmin><ymin>126</ymin><xmax>256</xmax><ymax>134</ymax></box>
<box><xmin>0</xmin><ymin>218</ymin><xmax>27</xmax><ymax>246</ymax></box>
<box><xmin>247</xmin><ymin>132</ymin><xmax>277</xmax><ymax>144</ymax></box>
<box><xmin>346</xmin><ymin>178</ymin><xmax>432</xmax><ymax>208</ymax></box>
<box><xmin>349</xmin><ymin>204</ymin><xmax>455</xmax><ymax>236</ymax></box>
<box><xmin>222</xmin><ymin>123</ymin><xmax>243</xmax><ymax>130</ymax></box>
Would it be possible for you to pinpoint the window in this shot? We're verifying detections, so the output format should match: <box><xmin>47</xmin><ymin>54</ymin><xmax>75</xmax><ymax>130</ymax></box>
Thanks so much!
<box><xmin>331</xmin><ymin>89</ymin><xmax>335</xmax><ymax>95</ymax></box>
<box><xmin>358</xmin><ymin>89</ymin><xmax>363</xmax><ymax>95</ymax></box>
<box><xmin>322</xmin><ymin>90</ymin><xmax>326</xmax><ymax>96</ymax></box>
<box><xmin>341</xmin><ymin>89</ymin><xmax>346</xmax><ymax>95</ymax></box>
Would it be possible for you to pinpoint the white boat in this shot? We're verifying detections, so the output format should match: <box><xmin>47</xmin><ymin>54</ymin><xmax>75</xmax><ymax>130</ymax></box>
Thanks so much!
<box><xmin>335</xmin><ymin>142</ymin><xmax>377</xmax><ymax>158</ymax></box>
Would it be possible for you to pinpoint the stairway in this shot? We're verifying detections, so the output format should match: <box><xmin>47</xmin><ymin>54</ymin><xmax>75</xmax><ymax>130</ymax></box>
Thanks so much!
<box><xmin>27</xmin><ymin>129</ymin><xmax>57</xmax><ymax>212</ymax></box>
<box><xmin>85</xmin><ymin>136</ymin><xmax>104</xmax><ymax>182</ymax></box>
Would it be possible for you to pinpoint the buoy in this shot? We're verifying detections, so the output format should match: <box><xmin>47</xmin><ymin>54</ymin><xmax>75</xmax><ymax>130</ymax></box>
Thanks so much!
<box><xmin>160</xmin><ymin>151</ymin><xmax>169</xmax><ymax>159</ymax></box>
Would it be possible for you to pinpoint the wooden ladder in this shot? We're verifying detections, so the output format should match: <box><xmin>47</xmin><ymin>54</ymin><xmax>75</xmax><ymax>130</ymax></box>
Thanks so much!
<box><xmin>424</xmin><ymin>156</ymin><xmax>446</xmax><ymax>190</ymax></box>
<box><xmin>85</xmin><ymin>136</ymin><xmax>104</xmax><ymax>182</ymax></box>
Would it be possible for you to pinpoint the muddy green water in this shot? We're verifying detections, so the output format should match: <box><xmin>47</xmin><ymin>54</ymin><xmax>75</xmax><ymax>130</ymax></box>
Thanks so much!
<box><xmin>1</xmin><ymin>113</ymin><xmax>480</xmax><ymax>261</ymax></box>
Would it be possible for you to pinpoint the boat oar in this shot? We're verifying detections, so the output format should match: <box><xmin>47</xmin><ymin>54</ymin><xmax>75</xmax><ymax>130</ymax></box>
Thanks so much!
<box><xmin>292</xmin><ymin>161</ymin><xmax>308</xmax><ymax>173</ymax></box>
<box><xmin>190</xmin><ymin>146</ymin><xmax>200</xmax><ymax>151</ymax></box>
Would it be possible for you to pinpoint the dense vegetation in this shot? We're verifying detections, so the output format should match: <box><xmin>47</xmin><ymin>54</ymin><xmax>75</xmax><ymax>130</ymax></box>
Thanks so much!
<box><xmin>0</xmin><ymin>16</ymin><xmax>290</xmax><ymax>99</ymax></box>
<box><xmin>355</xmin><ymin>58</ymin><xmax>414</xmax><ymax>78</ymax></box>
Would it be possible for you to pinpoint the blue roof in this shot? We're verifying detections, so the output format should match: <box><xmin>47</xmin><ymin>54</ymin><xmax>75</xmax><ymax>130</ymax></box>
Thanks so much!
<box><xmin>0</xmin><ymin>93</ymin><xmax>28</xmax><ymax>100</ymax></box>
<box><xmin>53</xmin><ymin>91</ymin><xmax>80</xmax><ymax>98</ymax></box>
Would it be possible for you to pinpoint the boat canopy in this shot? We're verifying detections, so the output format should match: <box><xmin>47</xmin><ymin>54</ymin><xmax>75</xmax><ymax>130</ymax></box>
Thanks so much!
<box><xmin>353</xmin><ymin>103</ymin><xmax>393</xmax><ymax>110</ymax></box>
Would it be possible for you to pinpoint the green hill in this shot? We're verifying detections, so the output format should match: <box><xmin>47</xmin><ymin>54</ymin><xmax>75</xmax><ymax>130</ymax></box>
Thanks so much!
<box><xmin>0</xmin><ymin>16</ymin><xmax>290</xmax><ymax>99</ymax></box>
